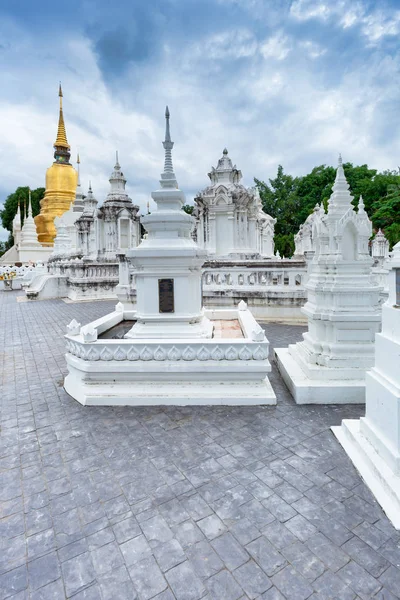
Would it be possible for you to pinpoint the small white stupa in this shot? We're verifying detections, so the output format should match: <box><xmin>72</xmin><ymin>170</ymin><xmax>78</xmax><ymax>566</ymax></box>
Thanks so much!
<box><xmin>276</xmin><ymin>155</ymin><xmax>381</xmax><ymax>404</ymax></box>
<box><xmin>333</xmin><ymin>242</ymin><xmax>400</xmax><ymax>528</ymax></box>
<box><xmin>125</xmin><ymin>106</ymin><xmax>212</xmax><ymax>340</ymax></box>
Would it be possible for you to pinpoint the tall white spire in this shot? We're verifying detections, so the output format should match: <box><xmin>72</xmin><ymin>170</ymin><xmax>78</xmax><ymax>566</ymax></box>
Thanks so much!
<box><xmin>74</xmin><ymin>154</ymin><xmax>85</xmax><ymax>213</ymax></box>
<box><xmin>161</xmin><ymin>106</ymin><xmax>178</xmax><ymax>189</ymax></box>
<box><xmin>327</xmin><ymin>154</ymin><xmax>353</xmax><ymax>216</ymax></box>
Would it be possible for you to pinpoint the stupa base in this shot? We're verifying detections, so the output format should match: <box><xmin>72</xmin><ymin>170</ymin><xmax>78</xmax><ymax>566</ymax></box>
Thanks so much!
<box><xmin>332</xmin><ymin>420</ymin><xmax>400</xmax><ymax>530</ymax></box>
<box><xmin>63</xmin><ymin>305</ymin><xmax>276</xmax><ymax>407</ymax></box>
<box><xmin>275</xmin><ymin>347</ymin><xmax>365</xmax><ymax>404</ymax></box>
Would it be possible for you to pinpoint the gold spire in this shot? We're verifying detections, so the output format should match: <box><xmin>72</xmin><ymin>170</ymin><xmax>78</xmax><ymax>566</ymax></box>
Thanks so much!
<box><xmin>54</xmin><ymin>83</ymin><xmax>70</xmax><ymax>149</ymax></box>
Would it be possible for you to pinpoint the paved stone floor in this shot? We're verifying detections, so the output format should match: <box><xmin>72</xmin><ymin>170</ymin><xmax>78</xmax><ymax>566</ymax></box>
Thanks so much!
<box><xmin>1</xmin><ymin>291</ymin><xmax>400</xmax><ymax>600</ymax></box>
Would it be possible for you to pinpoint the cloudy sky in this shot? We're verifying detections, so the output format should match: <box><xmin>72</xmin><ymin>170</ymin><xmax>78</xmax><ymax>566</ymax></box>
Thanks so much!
<box><xmin>1</xmin><ymin>0</ymin><xmax>399</xmax><ymax>241</ymax></box>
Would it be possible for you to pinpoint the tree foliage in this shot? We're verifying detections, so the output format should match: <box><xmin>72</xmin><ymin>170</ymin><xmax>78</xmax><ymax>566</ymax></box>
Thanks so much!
<box><xmin>0</xmin><ymin>186</ymin><xmax>45</xmax><ymax>249</ymax></box>
<box><xmin>182</xmin><ymin>204</ymin><xmax>194</xmax><ymax>215</ymax></box>
<box><xmin>255</xmin><ymin>163</ymin><xmax>400</xmax><ymax>255</ymax></box>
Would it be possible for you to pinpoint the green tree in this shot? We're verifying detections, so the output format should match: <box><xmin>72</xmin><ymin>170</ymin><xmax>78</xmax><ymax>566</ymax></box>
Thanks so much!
<box><xmin>255</xmin><ymin>165</ymin><xmax>301</xmax><ymax>256</ymax></box>
<box><xmin>372</xmin><ymin>182</ymin><xmax>400</xmax><ymax>248</ymax></box>
<box><xmin>182</xmin><ymin>204</ymin><xmax>194</xmax><ymax>215</ymax></box>
<box><xmin>1</xmin><ymin>186</ymin><xmax>44</xmax><ymax>235</ymax></box>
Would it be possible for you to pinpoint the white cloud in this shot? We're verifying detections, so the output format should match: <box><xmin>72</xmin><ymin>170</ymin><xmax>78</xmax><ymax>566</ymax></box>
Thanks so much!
<box><xmin>290</xmin><ymin>0</ymin><xmax>400</xmax><ymax>44</ymax></box>
<box><xmin>260</xmin><ymin>33</ymin><xmax>291</xmax><ymax>60</ymax></box>
<box><xmin>299</xmin><ymin>40</ymin><xmax>327</xmax><ymax>58</ymax></box>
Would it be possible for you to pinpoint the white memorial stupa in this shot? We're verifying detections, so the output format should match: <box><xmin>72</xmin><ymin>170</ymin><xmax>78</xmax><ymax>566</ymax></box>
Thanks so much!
<box><xmin>275</xmin><ymin>156</ymin><xmax>381</xmax><ymax>404</ymax></box>
<box><xmin>63</xmin><ymin>108</ymin><xmax>276</xmax><ymax>406</ymax></box>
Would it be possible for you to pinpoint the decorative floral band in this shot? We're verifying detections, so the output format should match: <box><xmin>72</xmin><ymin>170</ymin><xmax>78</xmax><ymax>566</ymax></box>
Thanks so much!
<box><xmin>65</xmin><ymin>340</ymin><xmax>269</xmax><ymax>362</ymax></box>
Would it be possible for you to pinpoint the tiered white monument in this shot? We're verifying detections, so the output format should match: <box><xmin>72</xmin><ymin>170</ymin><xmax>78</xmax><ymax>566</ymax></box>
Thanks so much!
<box><xmin>275</xmin><ymin>156</ymin><xmax>381</xmax><ymax>404</ymax></box>
<box><xmin>194</xmin><ymin>149</ymin><xmax>276</xmax><ymax>258</ymax></box>
<box><xmin>333</xmin><ymin>242</ymin><xmax>400</xmax><ymax>528</ymax></box>
<box><xmin>64</xmin><ymin>108</ymin><xmax>275</xmax><ymax>406</ymax></box>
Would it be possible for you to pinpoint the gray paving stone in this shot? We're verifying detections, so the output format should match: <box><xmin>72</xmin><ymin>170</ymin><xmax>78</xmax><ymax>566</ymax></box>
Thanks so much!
<box><xmin>285</xmin><ymin>514</ymin><xmax>318</xmax><ymax>542</ymax></box>
<box><xmin>61</xmin><ymin>551</ymin><xmax>96</xmax><ymax>597</ymax></box>
<box><xmin>379</xmin><ymin>566</ymin><xmax>400</xmax><ymax>597</ymax></box>
<box><xmin>337</xmin><ymin>560</ymin><xmax>382</xmax><ymax>597</ymax></box>
<box><xmin>261</xmin><ymin>587</ymin><xmax>285</xmax><ymax>599</ymax></box>
<box><xmin>197</xmin><ymin>514</ymin><xmax>227</xmax><ymax>540</ymax></box>
<box><xmin>306</xmin><ymin>533</ymin><xmax>350</xmax><ymax>572</ymax></box>
<box><xmin>98</xmin><ymin>565</ymin><xmax>137</xmax><ymax>600</ymax></box>
<box><xmin>91</xmin><ymin>540</ymin><xmax>124</xmax><ymax>575</ymax></box>
<box><xmin>186</xmin><ymin>539</ymin><xmax>224</xmax><ymax>580</ymax></box>
<box><xmin>112</xmin><ymin>516</ymin><xmax>141</xmax><ymax>544</ymax></box>
<box><xmin>153</xmin><ymin>539</ymin><xmax>186</xmax><ymax>572</ymax></box>
<box><xmin>281</xmin><ymin>541</ymin><xmax>325</xmax><ymax>583</ymax></box>
<box><xmin>0</xmin><ymin>565</ymin><xmax>28</xmax><ymax>599</ymax></box>
<box><xmin>27</xmin><ymin>552</ymin><xmax>61</xmax><ymax>591</ymax></box>
<box><xmin>206</xmin><ymin>569</ymin><xmax>244</xmax><ymax>600</ymax></box>
<box><xmin>272</xmin><ymin>565</ymin><xmax>313</xmax><ymax>600</ymax></box>
<box><xmin>342</xmin><ymin>536</ymin><xmax>390</xmax><ymax>578</ymax></box>
<box><xmin>313</xmin><ymin>570</ymin><xmax>356</xmax><ymax>599</ymax></box>
<box><xmin>211</xmin><ymin>532</ymin><xmax>249</xmax><ymax>570</ymax></box>
<box><xmin>233</xmin><ymin>559</ymin><xmax>272</xmax><ymax>598</ymax></box>
<box><xmin>128</xmin><ymin>556</ymin><xmax>167</xmax><ymax>600</ymax></box>
<box><xmin>172</xmin><ymin>519</ymin><xmax>205</xmax><ymax>548</ymax></box>
<box><xmin>230</xmin><ymin>518</ymin><xmax>261</xmax><ymax>546</ymax></box>
<box><xmin>120</xmin><ymin>533</ymin><xmax>152</xmax><ymax>566</ymax></box>
<box><xmin>246</xmin><ymin>536</ymin><xmax>286</xmax><ymax>576</ymax></box>
<box><xmin>30</xmin><ymin>578</ymin><xmax>66</xmax><ymax>600</ymax></box>
<box><xmin>165</xmin><ymin>560</ymin><xmax>205</xmax><ymax>600</ymax></box>
<box><xmin>263</xmin><ymin>519</ymin><xmax>298</xmax><ymax>550</ymax></box>
<box><xmin>140</xmin><ymin>514</ymin><xmax>174</xmax><ymax>547</ymax></box>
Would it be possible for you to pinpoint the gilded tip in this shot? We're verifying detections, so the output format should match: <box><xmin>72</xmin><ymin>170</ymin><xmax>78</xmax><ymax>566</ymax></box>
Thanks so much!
<box><xmin>77</xmin><ymin>153</ymin><xmax>80</xmax><ymax>164</ymax></box>
<box><xmin>59</xmin><ymin>82</ymin><xmax>63</xmax><ymax>98</ymax></box>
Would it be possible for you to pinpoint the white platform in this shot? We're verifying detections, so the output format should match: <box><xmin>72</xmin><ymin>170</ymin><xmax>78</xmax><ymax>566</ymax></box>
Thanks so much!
<box><xmin>64</xmin><ymin>306</ymin><xmax>277</xmax><ymax>407</ymax></box>
<box><xmin>332</xmin><ymin>419</ymin><xmax>400</xmax><ymax>529</ymax></box>
<box><xmin>275</xmin><ymin>347</ymin><xmax>365</xmax><ymax>404</ymax></box>
<box><xmin>64</xmin><ymin>360</ymin><xmax>276</xmax><ymax>406</ymax></box>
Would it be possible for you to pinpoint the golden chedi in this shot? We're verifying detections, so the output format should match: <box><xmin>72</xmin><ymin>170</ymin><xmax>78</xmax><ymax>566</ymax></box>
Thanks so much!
<box><xmin>35</xmin><ymin>85</ymin><xmax>78</xmax><ymax>245</ymax></box>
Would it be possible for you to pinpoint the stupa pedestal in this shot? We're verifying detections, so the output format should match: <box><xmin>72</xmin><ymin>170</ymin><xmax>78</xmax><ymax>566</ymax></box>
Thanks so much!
<box><xmin>275</xmin><ymin>159</ymin><xmax>381</xmax><ymax>404</ymax></box>
<box><xmin>64</xmin><ymin>108</ymin><xmax>275</xmax><ymax>406</ymax></box>
<box><xmin>332</xmin><ymin>243</ymin><xmax>400</xmax><ymax>528</ymax></box>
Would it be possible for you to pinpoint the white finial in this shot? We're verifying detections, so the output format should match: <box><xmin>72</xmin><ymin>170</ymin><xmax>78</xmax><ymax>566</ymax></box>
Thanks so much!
<box><xmin>28</xmin><ymin>189</ymin><xmax>32</xmax><ymax>218</ymax></box>
<box><xmin>358</xmin><ymin>194</ymin><xmax>365</xmax><ymax>213</ymax></box>
<box><xmin>88</xmin><ymin>181</ymin><xmax>92</xmax><ymax>194</ymax></box>
<box><xmin>163</xmin><ymin>106</ymin><xmax>174</xmax><ymax>175</ymax></box>
<box><xmin>115</xmin><ymin>150</ymin><xmax>120</xmax><ymax>169</ymax></box>
<box><xmin>338</xmin><ymin>153</ymin><xmax>342</xmax><ymax>166</ymax></box>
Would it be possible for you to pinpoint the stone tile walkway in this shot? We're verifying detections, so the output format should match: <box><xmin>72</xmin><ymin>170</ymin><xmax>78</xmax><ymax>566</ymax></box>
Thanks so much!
<box><xmin>1</xmin><ymin>291</ymin><xmax>400</xmax><ymax>599</ymax></box>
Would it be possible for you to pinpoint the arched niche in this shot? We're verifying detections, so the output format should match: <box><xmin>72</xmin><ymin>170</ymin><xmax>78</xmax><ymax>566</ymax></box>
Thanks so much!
<box><xmin>341</xmin><ymin>221</ymin><xmax>358</xmax><ymax>261</ymax></box>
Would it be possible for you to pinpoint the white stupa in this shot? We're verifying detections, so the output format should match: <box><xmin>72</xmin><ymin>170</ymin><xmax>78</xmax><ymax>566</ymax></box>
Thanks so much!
<box><xmin>276</xmin><ymin>155</ymin><xmax>381</xmax><ymax>404</ymax></box>
<box><xmin>125</xmin><ymin>107</ymin><xmax>212</xmax><ymax>339</ymax></box>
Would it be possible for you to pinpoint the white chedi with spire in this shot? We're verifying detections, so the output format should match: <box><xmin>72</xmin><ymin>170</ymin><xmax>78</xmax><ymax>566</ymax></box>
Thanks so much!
<box><xmin>75</xmin><ymin>183</ymin><xmax>99</xmax><ymax>259</ymax></box>
<box><xmin>20</xmin><ymin>190</ymin><xmax>41</xmax><ymax>248</ymax></box>
<box><xmin>194</xmin><ymin>148</ymin><xmax>276</xmax><ymax>258</ymax></box>
<box><xmin>73</xmin><ymin>154</ymin><xmax>85</xmax><ymax>213</ymax></box>
<box><xmin>12</xmin><ymin>201</ymin><xmax>22</xmax><ymax>248</ymax></box>
<box><xmin>275</xmin><ymin>154</ymin><xmax>381</xmax><ymax>404</ymax></box>
<box><xmin>125</xmin><ymin>106</ymin><xmax>212</xmax><ymax>339</ymax></box>
<box><xmin>97</xmin><ymin>153</ymin><xmax>140</xmax><ymax>261</ymax></box>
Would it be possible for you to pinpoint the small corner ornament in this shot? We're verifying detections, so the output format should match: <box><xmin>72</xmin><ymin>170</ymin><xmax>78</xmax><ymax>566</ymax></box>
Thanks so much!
<box><xmin>81</xmin><ymin>324</ymin><xmax>98</xmax><ymax>343</ymax></box>
<box><xmin>115</xmin><ymin>302</ymin><xmax>124</xmax><ymax>313</ymax></box>
<box><xmin>238</xmin><ymin>300</ymin><xmax>247</xmax><ymax>311</ymax></box>
<box><xmin>251</xmin><ymin>326</ymin><xmax>265</xmax><ymax>342</ymax></box>
<box><xmin>66</xmin><ymin>319</ymin><xmax>81</xmax><ymax>335</ymax></box>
